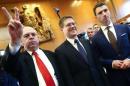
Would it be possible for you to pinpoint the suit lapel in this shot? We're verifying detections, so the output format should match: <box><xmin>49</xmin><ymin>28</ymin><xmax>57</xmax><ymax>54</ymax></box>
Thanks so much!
<box><xmin>65</xmin><ymin>40</ymin><xmax>88</xmax><ymax>64</ymax></box>
<box><xmin>22</xmin><ymin>51</ymin><xmax>38</xmax><ymax>82</ymax></box>
<box><xmin>98</xmin><ymin>29</ymin><xmax>116</xmax><ymax>49</ymax></box>
<box><xmin>79</xmin><ymin>39</ymin><xmax>95</xmax><ymax>66</ymax></box>
<box><xmin>43</xmin><ymin>50</ymin><xmax>58</xmax><ymax>75</ymax></box>
<box><xmin>113</xmin><ymin>25</ymin><xmax>121</xmax><ymax>47</ymax></box>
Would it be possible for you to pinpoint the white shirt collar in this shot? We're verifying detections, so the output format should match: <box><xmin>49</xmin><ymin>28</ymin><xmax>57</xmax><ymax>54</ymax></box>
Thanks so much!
<box><xmin>67</xmin><ymin>37</ymin><xmax>78</xmax><ymax>45</ymax></box>
<box><xmin>101</xmin><ymin>22</ymin><xmax>114</xmax><ymax>31</ymax></box>
<box><xmin>27</xmin><ymin>48</ymin><xmax>40</xmax><ymax>56</ymax></box>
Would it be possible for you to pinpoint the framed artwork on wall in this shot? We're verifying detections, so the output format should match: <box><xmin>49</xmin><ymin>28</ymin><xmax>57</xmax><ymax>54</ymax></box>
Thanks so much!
<box><xmin>15</xmin><ymin>5</ymin><xmax>55</xmax><ymax>42</ymax></box>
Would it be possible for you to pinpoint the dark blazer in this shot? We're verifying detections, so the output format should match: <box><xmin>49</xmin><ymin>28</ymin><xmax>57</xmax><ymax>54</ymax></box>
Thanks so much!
<box><xmin>92</xmin><ymin>24</ymin><xmax>130</xmax><ymax>86</ymax></box>
<box><xmin>0</xmin><ymin>70</ymin><xmax>18</xmax><ymax>86</ymax></box>
<box><xmin>4</xmin><ymin>47</ymin><xmax>64</xmax><ymax>86</ymax></box>
<box><xmin>0</xmin><ymin>52</ymin><xmax>18</xmax><ymax>86</ymax></box>
<box><xmin>55</xmin><ymin>38</ymin><xmax>110</xmax><ymax>86</ymax></box>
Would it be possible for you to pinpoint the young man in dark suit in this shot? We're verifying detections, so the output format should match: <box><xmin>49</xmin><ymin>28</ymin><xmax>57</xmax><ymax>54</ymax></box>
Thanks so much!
<box><xmin>1</xmin><ymin>7</ymin><xmax>64</xmax><ymax>86</ymax></box>
<box><xmin>92</xmin><ymin>2</ymin><xmax>130</xmax><ymax>86</ymax></box>
<box><xmin>55</xmin><ymin>16</ymin><xmax>110</xmax><ymax>86</ymax></box>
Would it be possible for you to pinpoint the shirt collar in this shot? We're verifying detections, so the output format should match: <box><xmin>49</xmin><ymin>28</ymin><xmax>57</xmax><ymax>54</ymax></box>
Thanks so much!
<box><xmin>27</xmin><ymin>48</ymin><xmax>40</xmax><ymax>55</ymax></box>
<box><xmin>67</xmin><ymin>36</ymin><xmax>78</xmax><ymax>45</ymax></box>
<box><xmin>101</xmin><ymin>22</ymin><xmax>113</xmax><ymax>31</ymax></box>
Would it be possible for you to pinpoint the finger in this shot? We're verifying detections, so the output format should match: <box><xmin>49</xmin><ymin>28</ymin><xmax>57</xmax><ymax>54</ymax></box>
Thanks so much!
<box><xmin>14</xmin><ymin>7</ymin><xmax>20</xmax><ymax>20</ymax></box>
<box><xmin>1</xmin><ymin>7</ymin><xmax>12</xmax><ymax>20</ymax></box>
<box><xmin>13</xmin><ymin>20</ymin><xmax>23</xmax><ymax>29</ymax></box>
<box><xmin>8</xmin><ymin>21</ymin><xmax>17</xmax><ymax>30</ymax></box>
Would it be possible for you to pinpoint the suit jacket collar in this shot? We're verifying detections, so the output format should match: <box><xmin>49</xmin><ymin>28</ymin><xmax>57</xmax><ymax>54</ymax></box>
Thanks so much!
<box><xmin>66</xmin><ymin>40</ymin><xmax>88</xmax><ymax>65</ymax></box>
<box><xmin>64</xmin><ymin>39</ymin><xmax>92</xmax><ymax>65</ymax></box>
<box><xmin>22</xmin><ymin>51</ymin><xmax>38</xmax><ymax>77</ymax></box>
<box><xmin>98</xmin><ymin>25</ymin><xmax>120</xmax><ymax>52</ymax></box>
<box><xmin>23</xmin><ymin>49</ymin><xmax>57</xmax><ymax>76</ymax></box>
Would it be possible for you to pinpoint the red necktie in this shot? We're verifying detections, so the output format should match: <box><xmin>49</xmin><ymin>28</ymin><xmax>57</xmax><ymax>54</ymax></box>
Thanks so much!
<box><xmin>32</xmin><ymin>51</ymin><xmax>55</xmax><ymax>86</ymax></box>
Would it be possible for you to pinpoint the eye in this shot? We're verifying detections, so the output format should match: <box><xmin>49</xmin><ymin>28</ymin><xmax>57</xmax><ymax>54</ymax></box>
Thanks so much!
<box><xmin>104</xmin><ymin>9</ymin><xmax>108</xmax><ymax>12</ymax></box>
<box><xmin>98</xmin><ymin>11</ymin><xmax>102</xmax><ymax>15</ymax></box>
<box><xmin>31</xmin><ymin>33</ymin><xmax>36</xmax><ymax>36</ymax></box>
<box><xmin>23</xmin><ymin>34</ymin><xmax>29</xmax><ymax>38</ymax></box>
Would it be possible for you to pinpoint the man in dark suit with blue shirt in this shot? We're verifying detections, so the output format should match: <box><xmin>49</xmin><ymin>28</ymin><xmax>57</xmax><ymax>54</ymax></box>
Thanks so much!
<box><xmin>55</xmin><ymin>16</ymin><xmax>110</xmax><ymax>86</ymax></box>
<box><xmin>92</xmin><ymin>2</ymin><xmax>130</xmax><ymax>86</ymax></box>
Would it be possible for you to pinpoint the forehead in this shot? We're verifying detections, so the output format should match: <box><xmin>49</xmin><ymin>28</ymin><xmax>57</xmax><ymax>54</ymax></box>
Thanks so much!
<box><xmin>87</xmin><ymin>29</ymin><xmax>94</xmax><ymax>32</ymax></box>
<box><xmin>23</xmin><ymin>27</ymin><xmax>37</xmax><ymax>35</ymax></box>
<box><xmin>64</xmin><ymin>18</ymin><xmax>75</xmax><ymax>25</ymax></box>
<box><xmin>96</xmin><ymin>5</ymin><xmax>108</xmax><ymax>13</ymax></box>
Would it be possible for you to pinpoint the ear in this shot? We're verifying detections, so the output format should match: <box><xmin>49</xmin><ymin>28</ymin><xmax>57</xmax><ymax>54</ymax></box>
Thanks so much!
<box><xmin>21</xmin><ymin>39</ymin><xmax>24</xmax><ymax>46</ymax></box>
<box><xmin>61</xmin><ymin>28</ymin><xmax>63</xmax><ymax>31</ymax></box>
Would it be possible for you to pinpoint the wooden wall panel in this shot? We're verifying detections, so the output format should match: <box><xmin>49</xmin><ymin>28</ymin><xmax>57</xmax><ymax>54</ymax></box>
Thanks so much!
<box><xmin>0</xmin><ymin>0</ymin><xmax>119</xmax><ymax>51</ymax></box>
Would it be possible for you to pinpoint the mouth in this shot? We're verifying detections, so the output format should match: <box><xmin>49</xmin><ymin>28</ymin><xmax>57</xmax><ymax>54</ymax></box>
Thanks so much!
<box><xmin>29</xmin><ymin>41</ymin><xmax>36</xmax><ymax>44</ymax></box>
<box><xmin>70</xmin><ymin>27</ymin><xmax>77</xmax><ymax>30</ymax></box>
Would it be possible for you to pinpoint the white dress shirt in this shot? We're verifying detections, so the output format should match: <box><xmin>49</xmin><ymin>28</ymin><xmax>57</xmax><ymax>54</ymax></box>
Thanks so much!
<box><xmin>101</xmin><ymin>22</ymin><xmax>117</xmax><ymax>42</ymax></box>
<box><xmin>9</xmin><ymin>44</ymin><xmax>58</xmax><ymax>86</ymax></box>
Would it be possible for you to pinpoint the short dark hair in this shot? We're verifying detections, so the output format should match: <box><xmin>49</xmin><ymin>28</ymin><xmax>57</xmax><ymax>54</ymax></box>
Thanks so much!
<box><xmin>93</xmin><ymin>2</ymin><xmax>106</xmax><ymax>16</ymax></box>
<box><xmin>59</xmin><ymin>16</ymin><xmax>73</xmax><ymax>28</ymax></box>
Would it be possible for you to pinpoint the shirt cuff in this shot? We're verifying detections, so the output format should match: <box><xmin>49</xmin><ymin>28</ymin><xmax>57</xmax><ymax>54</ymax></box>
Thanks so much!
<box><xmin>9</xmin><ymin>43</ymin><xmax>21</xmax><ymax>54</ymax></box>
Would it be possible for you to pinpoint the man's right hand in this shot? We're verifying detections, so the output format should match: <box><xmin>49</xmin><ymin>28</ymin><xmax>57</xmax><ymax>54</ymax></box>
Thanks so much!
<box><xmin>1</xmin><ymin>7</ymin><xmax>23</xmax><ymax>46</ymax></box>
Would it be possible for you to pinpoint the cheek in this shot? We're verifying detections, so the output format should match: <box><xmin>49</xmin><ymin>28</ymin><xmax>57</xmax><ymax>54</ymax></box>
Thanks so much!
<box><xmin>63</xmin><ymin>29</ymin><xmax>68</xmax><ymax>34</ymax></box>
<box><xmin>22</xmin><ymin>39</ymin><xmax>28</xmax><ymax>46</ymax></box>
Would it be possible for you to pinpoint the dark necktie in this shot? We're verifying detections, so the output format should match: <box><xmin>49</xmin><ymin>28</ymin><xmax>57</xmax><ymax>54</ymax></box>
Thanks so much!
<box><xmin>32</xmin><ymin>51</ymin><xmax>55</xmax><ymax>86</ymax></box>
<box><xmin>75</xmin><ymin>39</ymin><xmax>104</xmax><ymax>86</ymax></box>
<box><xmin>75</xmin><ymin>39</ymin><xmax>88</xmax><ymax>63</ymax></box>
<box><xmin>107</xmin><ymin>26</ymin><xmax>118</xmax><ymax>52</ymax></box>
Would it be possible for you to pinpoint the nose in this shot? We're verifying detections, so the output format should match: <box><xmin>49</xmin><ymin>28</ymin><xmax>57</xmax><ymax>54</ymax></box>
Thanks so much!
<box><xmin>70</xmin><ymin>23</ymin><xmax>75</xmax><ymax>28</ymax></box>
<box><xmin>102</xmin><ymin>11</ymin><xmax>106</xmax><ymax>16</ymax></box>
<box><xmin>29</xmin><ymin>34</ymin><xmax>34</xmax><ymax>39</ymax></box>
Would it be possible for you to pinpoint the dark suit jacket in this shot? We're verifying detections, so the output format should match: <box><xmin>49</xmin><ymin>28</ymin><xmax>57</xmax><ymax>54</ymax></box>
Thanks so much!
<box><xmin>55</xmin><ymin>38</ymin><xmax>110</xmax><ymax>86</ymax></box>
<box><xmin>4</xmin><ymin>47</ymin><xmax>64</xmax><ymax>86</ymax></box>
<box><xmin>0</xmin><ymin>52</ymin><xmax>18</xmax><ymax>86</ymax></box>
<box><xmin>0</xmin><ymin>70</ymin><xmax>18</xmax><ymax>86</ymax></box>
<box><xmin>91</xmin><ymin>24</ymin><xmax>130</xmax><ymax>85</ymax></box>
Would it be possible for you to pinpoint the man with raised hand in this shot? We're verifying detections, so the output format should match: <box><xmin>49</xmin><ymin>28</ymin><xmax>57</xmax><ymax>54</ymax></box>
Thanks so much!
<box><xmin>1</xmin><ymin>7</ymin><xmax>64</xmax><ymax>86</ymax></box>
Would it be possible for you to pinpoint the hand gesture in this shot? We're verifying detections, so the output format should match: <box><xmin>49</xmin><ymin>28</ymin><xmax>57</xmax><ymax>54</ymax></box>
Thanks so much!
<box><xmin>1</xmin><ymin>7</ymin><xmax>23</xmax><ymax>46</ymax></box>
<box><xmin>121</xmin><ymin>58</ymin><xmax>130</xmax><ymax>69</ymax></box>
<box><xmin>112</xmin><ymin>60</ymin><xmax>123</xmax><ymax>69</ymax></box>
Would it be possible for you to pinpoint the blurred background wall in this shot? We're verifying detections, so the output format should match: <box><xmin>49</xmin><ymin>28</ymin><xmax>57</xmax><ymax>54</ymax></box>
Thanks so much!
<box><xmin>0</xmin><ymin>0</ymin><xmax>129</xmax><ymax>51</ymax></box>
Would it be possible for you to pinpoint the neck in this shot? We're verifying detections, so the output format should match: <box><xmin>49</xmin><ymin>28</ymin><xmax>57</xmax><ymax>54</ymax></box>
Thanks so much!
<box><xmin>27</xmin><ymin>47</ymin><xmax>38</xmax><ymax>52</ymax></box>
<box><xmin>102</xmin><ymin>19</ymin><xmax>111</xmax><ymax>26</ymax></box>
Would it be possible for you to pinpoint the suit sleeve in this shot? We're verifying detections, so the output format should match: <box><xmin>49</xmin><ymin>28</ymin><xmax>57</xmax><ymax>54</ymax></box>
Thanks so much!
<box><xmin>91</xmin><ymin>38</ymin><xmax>113</xmax><ymax>68</ymax></box>
<box><xmin>125</xmin><ymin>24</ymin><xmax>130</xmax><ymax>59</ymax></box>
<box><xmin>3</xmin><ymin>45</ymin><xmax>21</xmax><ymax>79</ymax></box>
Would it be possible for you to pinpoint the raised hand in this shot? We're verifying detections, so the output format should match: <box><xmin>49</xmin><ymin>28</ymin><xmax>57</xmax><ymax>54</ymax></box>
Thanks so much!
<box><xmin>1</xmin><ymin>7</ymin><xmax>23</xmax><ymax>45</ymax></box>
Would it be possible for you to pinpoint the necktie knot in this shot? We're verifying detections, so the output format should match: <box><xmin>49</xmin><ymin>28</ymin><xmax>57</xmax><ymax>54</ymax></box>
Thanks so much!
<box><xmin>32</xmin><ymin>51</ymin><xmax>37</xmax><ymax>56</ymax></box>
<box><xmin>106</xmin><ymin>26</ymin><xmax>111</xmax><ymax>30</ymax></box>
<box><xmin>74</xmin><ymin>39</ymin><xmax>79</xmax><ymax>44</ymax></box>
